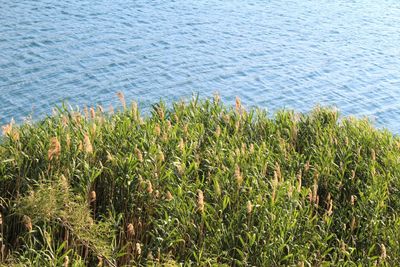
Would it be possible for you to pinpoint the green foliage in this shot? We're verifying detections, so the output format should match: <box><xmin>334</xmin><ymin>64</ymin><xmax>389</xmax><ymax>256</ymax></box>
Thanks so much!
<box><xmin>0</xmin><ymin>95</ymin><xmax>399</xmax><ymax>266</ymax></box>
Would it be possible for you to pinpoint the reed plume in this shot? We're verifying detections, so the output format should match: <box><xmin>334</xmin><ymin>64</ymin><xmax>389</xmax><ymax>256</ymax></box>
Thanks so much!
<box><xmin>197</xmin><ymin>189</ymin><xmax>204</xmax><ymax>213</ymax></box>
<box><xmin>380</xmin><ymin>244</ymin><xmax>387</xmax><ymax>260</ymax></box>
<box><xmin>127</xmin><ymin>223</ymin><xmax>135</xmax><ymax>237</ymax></box>
<box><xmin>235</xmin><ymin>96</ymin><xmax>241</xmax><ymax>113</ymax></box>
<box><xmin>63</xmin><ymin>256</ymin><xmax>69</xmax><ymax>267</ymax></box>
<box><xmin>135</xmin><ymin>243</ymin><xmax>142</xmax><ymax>256</ymax></box>
<box><xmin>90</xmin><ymin>107</ymin><xmax>96</xmax><ymax>119</ymax></box>
<box><xmin>48</xmin><ymin>137</ymin><xmax>61</xmax><ymax>160</ymax></box>
<box><xmin>246</xmin><ymin>200</ymin><xmax>253</xmax><ymax>214</ymax></box>
<box><xmin>166</xmin><ymin>191</ymin><xmax>173</xmax><ymax>201</ymax></box>
<box><xmin>89</xmin><ymin>190</ymin><xmax>96</xmax><ymax>203</ymax></box>
<box><xmin>234</xmin><ymin>165</ymin><xmax>243</xmax><ymax>187</ymax></box>
<box><xmin>146</xmin><ymin>180</ymin><xmax>153</xmax><ymax>194</ymax></box>
<box><xmin>84</xmin><ymin>134</ymin><xmax>93</xmax><ymax>154</ymax></box>
<box><xmin>135</xmin><ymin>147</ymin><xmax>143</xmax><ymax>162</ymax></box>
<box><xmin>117</xmin><ymin>91</ymin><xmax>126</xmax><ymax>109</ymax></box>
<box><xmin>22</xmin><ymin>215</ymin><xmax>32</xmax><ymax>232</ymax></box>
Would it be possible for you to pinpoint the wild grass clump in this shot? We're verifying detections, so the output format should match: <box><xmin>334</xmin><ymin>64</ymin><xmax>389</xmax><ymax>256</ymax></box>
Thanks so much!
<box><xmin>1</xmin><ymin>94</ymin><xmax>400</xmax><ymax>266</ymax></box>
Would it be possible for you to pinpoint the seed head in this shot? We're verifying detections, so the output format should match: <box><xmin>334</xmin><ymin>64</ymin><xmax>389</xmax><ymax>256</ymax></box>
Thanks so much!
<box><xmin>90</xmin><ymin>107</ymin><xmax>96</xmax><ymax>119</ymax></box>
<box><xmin>135</xmin><ymin>243</ymin><xmax>142</xmax><ymax>255</ymax></box>
<box><xmin>297</xmin><ymin>170</ymin><xmax>302</xmax><ymax>192</ymax></box>
<box><xmin>350</xmin><ymin>195</ymin><xmax>356</xmax><ymax>206</ymax></box>
<box><xmin>235</xmin><ymin>96</ymin><xmax>241</xmax><ymax>112</ymax></box>
<box><xmin>109</xmin><ymin>104</ymin><xmax>114</xmax><ymax>114</ymax></box>
<box><xmin>351</xmin><ymin>170</ymin><xmax>356</xmax><ymax>180</ymax></box>
<box><xmin>22</xmin><ymin>215</ymin><xmax>32</xmax><ymax>232</ymax></box>
<box><xmin>214</xmin><ymin>92</ymin><xmax>220</xmax><ymax>103</ymax></box>
<box><xmin>127</xmin><ymin>223</ymin><xmax>135</xmax><ymax>237</ymax></box>
<box><xmin>84</xmin><ymin>134</ymin><xmax>93</xmax><ymax>154</ymax></box>
<box><xmin>117</xmin><ymin>91</ymin><xmax>126</xmax><ymax>109</ymax></box>
<box><xmin>179</xmin><ymin>139</ymin><xmax>185</xmax><ymax>152</ymax></box>
<box><xmin>135</xmin><ymin>148</ymin><xmax>143</xmax><ymax>162</ymax></box>
<box><xmin>0</xmin><ymin>212</ymin><xmax>3</xmax><ymax>225</ymax></box>
<box><xmin>234</xmin><ymin>165</ymin><xmax>243</xmax><ymax>187</ymax></box>
<box><xmin>97</xmin><ymin>256</ymin><xmax>103</xmax><ymax>267</ymax></box>
<box><xmin>48</xmin><ymin>137</ymin><xmax>61</xmax><ymax>160</ymax></box>
<box><xmin>89</xmin><ymin>190</ymin><xmax>96</xmax><ymax>203</ymax></box>
<box><xmin>83</xmin><ymin>106</ymin><xmax>89</xmax><ymax>119</ymax></box>
<box><xmin>154</xmin><ymin>124</ymin><xmax>161</xmax><ymax>136</ymax></box>
<box><xmin>157</xmin><ymin>107</ymin><xmax>165</xmax><ymax>120</ymax></box>
<box><xmin>166</xmin><ymin>191</ymin><xmax>173</xmax><ymax>201</ymax></box>
<box><xmin>246</xmin><ymin>200</ymin><xmax>253</xmax><ymax>214</ymax></box>
<box><xmin>197</xmin><ymin>189</ymin><xmax>204</xmax><ymax>213</ymax></box>
<box><xmin>2</xmin><ymin>122</ymin><xmax>13</xmax><ymax>136</ymax></box>
<box><xmin>64</xmin><ymin>256</ymin><xmax>69</xmax><ymax>267</ymax></box>
<box><xmin>380</xmin><ymin>244</ymin><xmax>387</xmax><ymax>260</ymax></box>
<box><xmin>146</xmin><ymin>180</ymin><xmax>153</xmax><ymax>194</ymax></box>
<box><xmin>157</xmin><ymin>150</ymin><xmax>165</xmax><ymax>162</ymax></box>
<box><xmin>305</xmin><ymin>161</ymin><xmax>310</xmax><ymax>172</ymax></box>
<box><xmin>371</xmin><ymin>148</ymin><xmax>376</xmax><ymax>161</ymax></box>
<box><xmin>249</xmin><ymin>143</ymin><xmax>254</xmax><ymax>154</ymax></box>
<box><xmin>215</xmin><ymin>125</ymin><xmax>221</xmax><ymax>138</ymax></box>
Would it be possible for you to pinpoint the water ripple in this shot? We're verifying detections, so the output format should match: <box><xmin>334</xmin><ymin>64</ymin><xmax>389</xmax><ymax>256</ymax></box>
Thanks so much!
<box><xmin>0</xmin><ymin>0</ymin><xmax>400</xmax><ymax>132</ymax></box>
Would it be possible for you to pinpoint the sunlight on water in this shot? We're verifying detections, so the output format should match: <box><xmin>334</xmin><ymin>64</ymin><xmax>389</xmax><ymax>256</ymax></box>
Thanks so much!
<box><xmin>0</xmin><ymin>0</ymin><xmax>399</xmax><ymax>132</ymax></box>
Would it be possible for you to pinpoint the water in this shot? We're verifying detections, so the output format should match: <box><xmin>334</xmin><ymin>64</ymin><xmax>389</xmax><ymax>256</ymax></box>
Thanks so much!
<box><xmin>1</xmin><ymin>0</ymin><xmax>400</xmax><ymax>132</ymax></box>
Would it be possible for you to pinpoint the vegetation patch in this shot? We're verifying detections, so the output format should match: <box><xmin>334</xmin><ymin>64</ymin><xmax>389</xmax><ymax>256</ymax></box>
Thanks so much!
<box><xmin>1</xmin><ymin>94</ymin><xmax>399</xmax><ymax>266</ymax></box>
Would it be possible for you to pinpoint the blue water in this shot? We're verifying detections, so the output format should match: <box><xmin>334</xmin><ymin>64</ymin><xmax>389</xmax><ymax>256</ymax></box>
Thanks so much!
<box><xmin>1</xmin><ymin>0</ymin><xmax>400</xmax><ymax>132</ymax></box>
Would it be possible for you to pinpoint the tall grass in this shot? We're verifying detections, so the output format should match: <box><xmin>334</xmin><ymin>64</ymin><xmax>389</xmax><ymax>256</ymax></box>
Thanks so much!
<box><xmin>0</xmin><ymin>94</ymin><xmax>399</xmax><ymax>266</ymax></box>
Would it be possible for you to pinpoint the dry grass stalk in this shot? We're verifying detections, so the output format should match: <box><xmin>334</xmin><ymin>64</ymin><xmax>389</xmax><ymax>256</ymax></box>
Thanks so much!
<box><xmin>48</xmin><ymin>137</ymin><xmax>61</xmax><ymax>160</ymax></box>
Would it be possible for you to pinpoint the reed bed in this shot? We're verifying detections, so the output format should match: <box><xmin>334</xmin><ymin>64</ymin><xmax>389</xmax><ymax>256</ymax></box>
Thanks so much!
<box><xmin>0</xmin><ymin>94</ymin><xmax>399</xmax><ymax>266</ymax></box>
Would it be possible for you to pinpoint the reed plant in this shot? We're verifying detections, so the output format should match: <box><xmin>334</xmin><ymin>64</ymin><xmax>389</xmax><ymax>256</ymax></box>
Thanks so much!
<box><xmin>0</xmin><ymin>94</ymin><xmax>399</xmax><ymax>266</ymax></box>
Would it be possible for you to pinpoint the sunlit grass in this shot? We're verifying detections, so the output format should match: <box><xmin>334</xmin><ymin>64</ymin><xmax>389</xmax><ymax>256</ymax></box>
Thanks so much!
<box><xmin>0</xmin><ymin>94</ymin><xmax>399</xmax><ymax>266</ymax></box>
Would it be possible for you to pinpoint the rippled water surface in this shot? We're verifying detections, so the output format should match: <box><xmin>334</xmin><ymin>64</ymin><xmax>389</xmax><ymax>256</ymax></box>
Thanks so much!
<box><xmin>1</xmin><ymin>0</ymin><xmax>400</xmax><ymax>131</ymax></box>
